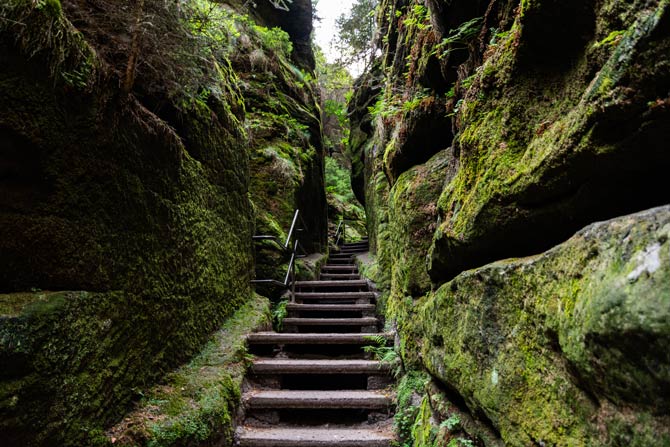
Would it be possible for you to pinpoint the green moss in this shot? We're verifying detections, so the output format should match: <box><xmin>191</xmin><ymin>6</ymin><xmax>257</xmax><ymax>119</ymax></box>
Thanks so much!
<box><xmin>0</xmin><ymin>292</ymin><xmax>66</xmax><ymax>317</ymax></box>
<box><xmin>0</xmin><ymin>1</ymin><xmax>255</xmax><ymax>444</ymax></box>
<box><xmin>35</xmin><ymin>0</ymin><xmax>62</xmax><ymax>18</ymax></box>
<box><xmin>407</xmin><ymin>208</ymin><xmax>670</xmax><ymax>445</ymax></box>
<box><xmin>108</xmin><ymin>294</ymin><xmax>271</xmax><ymax>446</ymax></box>
<box><xmin>388</xmin><ymin>150</ymin><xmax>453</xmax><ymax>301</ymax></box>
<box><xmin>430</xmin><ymin>0</ymin><xmax>670</xmax><ymax>282</ymax></box>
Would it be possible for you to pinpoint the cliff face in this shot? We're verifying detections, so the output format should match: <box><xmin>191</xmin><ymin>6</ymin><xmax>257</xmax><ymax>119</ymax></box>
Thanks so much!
<box><xmin>0</xmin><ymin>1</ymin><xmax>324</xmax><ymax>445</ymax></box>
<box><xmin>350</xmin><ymin>0</ymin><xmax>670</xmax><ymax>444</ymax></box>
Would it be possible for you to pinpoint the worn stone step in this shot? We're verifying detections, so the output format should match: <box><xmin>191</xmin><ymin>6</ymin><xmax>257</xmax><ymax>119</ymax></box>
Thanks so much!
<box><xmin>293</xmin><ymin>292</ymin><xmax>375</xmax><ymax>300</ymax></box>
<box><xmin>247</xmin><ymin>332</ymin><xmax>392</xmax><ymax>345</ymax></box>
<box><xmin>295</xmin><ymin>280</ymin><xmax>368</xmax><ymax>288</ymax></box>
<box><xmin>246</xmin><ymin>390</ymin><xmax>392</xmax><ymax>409</ymax></box>
<box><xmin>236</xmin><ymin>426</ymin><xmax>394</xmax><ymax>447</ymax></box>
<box><xmin>320</xmin><ymin>274</ymin><xmax>361</xmax><ymax>280</ymax></box>
<box><xmin>283</xmin><ymin>317</ymin><xmax>378</xmax><ymax>326</ymax></box>
<box><xmin>251</xmin><ymin>359</ymin><xmax>389</xmax><ymax>374</ymax></box>
<box><xmin>321</xmin><ymin>265</ymin><xmax>359</xmax><ymax>271</ymax></box>
<box><xmin>286</xmin><ymin>303</ymin><xmax>376</xmax><ymax>312</ymax></box>
<box><xmin>325</xmin><ymin>258</ymin><xmax>355</xmax><ymax>264</ymax></box>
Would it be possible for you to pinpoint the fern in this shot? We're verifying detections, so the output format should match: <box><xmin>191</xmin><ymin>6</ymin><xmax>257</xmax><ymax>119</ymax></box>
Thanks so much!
<box><xmin>272</xmin><ymin>300</ymin><xmax>289</xmax><ymax>331</ymax></box>
<box><xmin>435</xmin><ymin>17</ymin><xmax>483</xmax><ymax>59</ymax></box>
<box><xmin>363</xmin><ymin>334</ymin><xmax>388</xmax><ymax>346</ymax></box>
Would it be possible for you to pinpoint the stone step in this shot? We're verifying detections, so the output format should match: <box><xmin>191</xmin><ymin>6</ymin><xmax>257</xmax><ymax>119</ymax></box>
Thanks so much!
<box><xmin>245</xmin><ymin>390</ymin><xmax>392</xmax><ymax>409</ymax></box>
<box><xmin>286</xmin><ymin>303</ymin><xmax>376</xmax><ymax>312</ymax></box>
<box><xmin>321</xmin><ymin>265</ymin><xmax>359</xmax><ymax>271</ymax></box>
<box><xmin>236</xmin><ymin>427</ymin><xmax>394</xmax><ymax>447</ymax></box>
<box><xmin>326</xmin><ymin>258</ymin><xmax>355</xmax><ymax>263</ymax></box>
<box><xmin>320</xmin><ymin>274</ymin><xmax>361</xmax><ymax>280</ymax></box>
<box><xmin>283</xmin><ymin>317</ymin><xmax>378</xmax><ymax>326</ymax></box>
<box><xmin>293</xmin><ymin>292</ymin><xmax>375</xmax><ymax>300</ymax></box>
<box><xmin>251</xmin><ymin>359</ymin><xmax>389</xmax><ymax>375</ymax></box>
<box><xmin>247</xmin><ymin>332</ymin><xmax>392</xmax><ymax>345</ymax></box>
<box><xmin>295</xmin><ymin>280</ymin><xmax>368</xmax><ymax>288</ymax></box>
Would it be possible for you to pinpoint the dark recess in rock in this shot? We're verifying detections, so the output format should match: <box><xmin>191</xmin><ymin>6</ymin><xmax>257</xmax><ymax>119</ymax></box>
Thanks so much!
<box><xmin>253</xmin><ymin>0</ymin><xmax>316</xmax><ymax>70</ymax></box>
<box><xmin>385</xmin><ymin>102</ymin><xmax>453</xmax><ymax>185</ymax></box>
<box><xmin>516</xmin><ymin>0</ymin><xmax>596</xmax><ymax>71</ymax></box>
<box><xmin>430</xmin><ymin>127</ymin><xmax>670</xmax><ymax>283</ymax></box>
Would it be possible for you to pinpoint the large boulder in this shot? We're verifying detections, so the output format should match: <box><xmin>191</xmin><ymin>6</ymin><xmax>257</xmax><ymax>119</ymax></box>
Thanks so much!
<box><xmin>429</xmin><ymin>0</ymin><xmax>670</xmax><ymax>283</ymax></box>
<box><xmin>402</xmin><ymin>206</ymin><xmax>670</xmax><ymax>445</ymax></box>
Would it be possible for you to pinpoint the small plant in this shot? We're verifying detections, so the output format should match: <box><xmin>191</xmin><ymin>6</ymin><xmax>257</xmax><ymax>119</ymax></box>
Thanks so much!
<box><xmin>448</xmin><ymin>98</ymin><xmax>464</xmax><ymax>117</ymax></box>
<box><xmin>272</xmin><ymin>299</ymin><xmax>289</xmax><ymax>331</ymax></box>
<box><xmin>363</xmin><ymin>334</ymin><xmax>388</xmax><ymax>346</ymax></box>
<box><xmin>447</xmin><ymin>438</ymin><xmax>474</xmax><ymax>447</ymax></box>
<box><xmin>435</xmin><ymin>17</ymin><xmax>483</xmax><ymax>59</ymax></box>
<box><xmin>593</xmin><ymin>30</ymin><xmax>625</xmax><ymax>49</ymax></box>
<box><xmin>440</xmin><ymin>413</ymin><xmax>461</xmax><ymax>431</ymax></box>
<box><xmin>403</xmin><ymin>4</ymin><xmax>430</xmax><ymax>30</ymax></box>
<box><xmin>254</xmin><ymin>25</ymin><xmax>293</xmax><ymax>56</ymax></box>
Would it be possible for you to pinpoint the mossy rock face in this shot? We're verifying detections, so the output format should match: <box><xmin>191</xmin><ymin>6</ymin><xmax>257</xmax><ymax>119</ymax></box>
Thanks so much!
<box><xmin>346</xmin><ymin>60</ymin><xmax>384</xmax><ymax>206</ymax></box>
<box><xmin>0</xmin><ymin>3</ymin><xmax>253</xmax><ymax>445</ymax></box>
<box><xmin>388</xmin><ymin>149</ymin><xmax>456</xmax><ymax>300</ymax></box>
<box><xmin>404</xmin><ymin>206</ymin><xmax>670</xmax><ymax>445</ymax></box>
<box><xmin>429</xmin><ymin>0</ymin><xmax>670</xmax><ymax>283</ymax></box>
<box><xmin>231</xmin><ymin>17</ymin><xmax>327</xmax><ymax>287</ymax></box>
<box><xmin>106</xmin><ymin>294</ymin><xmax>272</xmax><ymax>447</ymax></box>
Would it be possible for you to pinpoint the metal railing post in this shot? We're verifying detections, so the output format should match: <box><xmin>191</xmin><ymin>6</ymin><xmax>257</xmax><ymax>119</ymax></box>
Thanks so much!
<box><xmin>343</xmin><ymin>221</ymin><xmax>346</xmax><ymax>245</ymax></box>
<box><xmin>251</xmin><ymin>209</ymin><xmax>307</xmax><ymax>293</ymax></box>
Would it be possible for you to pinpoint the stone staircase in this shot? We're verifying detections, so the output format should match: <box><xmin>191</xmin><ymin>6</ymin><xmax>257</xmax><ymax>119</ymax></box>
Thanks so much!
<box><xmin>237</xmin><ymin>238</ymin><xmax>396</xmax><ymax>446</ymax></box>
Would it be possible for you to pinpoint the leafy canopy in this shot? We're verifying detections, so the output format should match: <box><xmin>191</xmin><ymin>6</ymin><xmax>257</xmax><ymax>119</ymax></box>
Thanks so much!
<box><xmin>333</xmin><ymin>0</ymin><xmax>379</xmax><ymax>66</ymax></box>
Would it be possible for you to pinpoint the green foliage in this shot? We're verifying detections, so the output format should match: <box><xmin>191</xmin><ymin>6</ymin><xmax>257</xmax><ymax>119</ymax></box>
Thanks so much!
<box><xmin>369</xmin><ymin>88</ymin><xmax>432</xmax><ymax>119</ymax></box>
<box><xmin>35</xmin><ymin>0</ymin><xmax>62</xmax><ymax>17</ymax></box>
<box><xmin>394</xmin><ymin>371</ymin><xmax>430</xmax><ymax>446</ymax></box>
<box><xmin>363</xmin><ymin>333</ymin><xmax>388</xmax><ymax>346</ymax></box>
<box><xmin>403</xmin><ymin>4</ymin><xmax>430</xmax><ymax>30</ymax></box>
<box><xmin>334</xmin><ymin>0</ymin><xmax>379</xmax><ymax>65</ymax></box>
<box><xmin>316</xmin><ymin>46</ymin><xmax>353</xmax><ymax>151</ymax></box>
<box><xmin>1</xmin><ymin>0</ymin><xmax>97</xmax><ymax>89</ymax></box>
<box><xmin>593</xmin><ymin>30</ymin><xmax>626</xmax><ymax>49</ymax></box>
<box><xmin>447</xmin><ymin>439</ymin><xmax>474</xmax><ymax>447</ymax></box>
<box><xmin>255</xmin><ymin>25</ymin><xmax>293</xmax><ymax>56</ymax></box>
<box><xmin>272</xmin><ymin>299</ymin><xmax>289</xmax><ymax>331</ymax></box>
<box><xmin>364</xmin><ymin>344</ymin><xmax>401</xmax><ymax>376</ymax></box>
<box><xmin>435</xmin><ymin>17</ymin><xmax>483</xmax><ymax>59</ymax></box>
<box><xmin>325</xmin><ymin>158</ymin><xmax>357</xmax><ymax>205</ymax></box>
<box><xmin>440</xmin><ymin>414</ymin><xmax>461</xmax><ymax>431</ymax></box>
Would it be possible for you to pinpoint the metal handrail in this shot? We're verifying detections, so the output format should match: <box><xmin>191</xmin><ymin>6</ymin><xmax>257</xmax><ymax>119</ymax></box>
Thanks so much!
<box><xmin>334</xmin><ymin>217</ymin><xmax>360</xmax><ymax>246</ymax></box>
<box><xmin>251</xmin><ymin>209</ymin><xmax>306</xmax><ymax>298</ymax></box>
<box><xmin>334</xmin><ymin>219</ymin><xmax>345</xmax><ymax>246</ymax></box>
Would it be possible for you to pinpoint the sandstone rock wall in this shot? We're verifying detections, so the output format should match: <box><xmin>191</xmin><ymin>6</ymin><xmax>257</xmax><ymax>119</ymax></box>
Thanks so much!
<box><xmin>0</xmin><ymin>1</ymin><xmax>326</xmax><ymax>444</ymax></box>
<box><xmin>350</xmin><ymin>0</ymin><xmax>670</xmax><ymax>444</ymax></box>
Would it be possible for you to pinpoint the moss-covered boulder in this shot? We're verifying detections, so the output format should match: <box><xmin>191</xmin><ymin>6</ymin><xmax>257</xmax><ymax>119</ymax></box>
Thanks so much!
<box><xmin>106</xmin><ymin>294</ymin><xmax>271</xmax><ymax>447</ymax></box>
<box><xmin>403</xmin><ymin>206</ymin><xmax>670</xmax><ymax>445</ymax></box>
<box><xmin>349</xmin><ymin>0</ymin><xmax>670</xmax><ymax>444</ymax></box>
<box><xmin>388</xmin><ymin>150</ymin><xmax>456</xmax><ymax>300</ymax></box>
<box><xmin>429</xmin><ymin>0</ymin><xmax>670</xmax><ymax>283</ymax></box>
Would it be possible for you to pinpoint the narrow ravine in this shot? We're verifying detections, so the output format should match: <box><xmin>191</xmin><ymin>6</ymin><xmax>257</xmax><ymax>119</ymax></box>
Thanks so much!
<box><xmin>238</xmin><ymin>239</ymin><xmax>396</xmax><ymax>446</ymax></box>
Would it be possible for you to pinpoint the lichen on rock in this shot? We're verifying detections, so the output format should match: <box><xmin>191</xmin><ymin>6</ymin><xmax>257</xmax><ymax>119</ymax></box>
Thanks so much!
<box><xmin>348</xmin><ymin>0</ymin><xmax>670</xmax><ymax>445</ymax></box>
